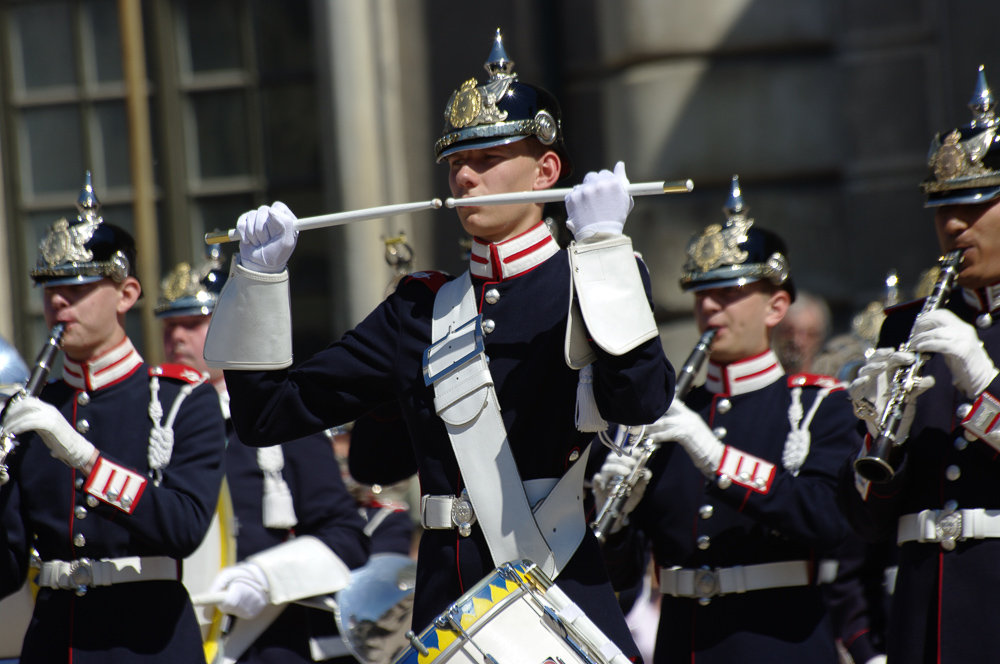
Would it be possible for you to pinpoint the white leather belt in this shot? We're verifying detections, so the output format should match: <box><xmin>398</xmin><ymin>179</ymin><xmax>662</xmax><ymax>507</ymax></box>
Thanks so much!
<box><xmin>421</xmin><ymin>479</ymin><xmax>559</xmax><ymax>534</ymax></box>
<box><xmin>38</xmin><ymin>556</ymin><xmax>179</xmax><ymax>595</ymax></box>
<box><xmin>659</xmin><ymin>560</ymin><xmax>829</xmax><ymax>600</ymax></box>
<box><xmin>421</xmin><ymin>490</ymin><xmax>477</xmax><ymax>534</ymax></box>
<box><xmin>898</xmin><ymin>508</ymin><xmax>1000</xmax><ymax>550</ymax></box>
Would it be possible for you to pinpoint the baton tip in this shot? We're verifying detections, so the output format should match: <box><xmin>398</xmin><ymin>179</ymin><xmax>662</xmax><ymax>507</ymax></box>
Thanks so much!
<box><xmin>685</xmin><ymin>179</ymin><xmax>694</xmax><ymax>192</ymax></box>
<box><xmin>444</xmin><ymin>197</ymin><xmax>457</xmax><ymax>209</ymax></box>
<box><xmin>431</xmin><ymin>198</ymin><xmax>443</xmax><ymax>209</ymax></box>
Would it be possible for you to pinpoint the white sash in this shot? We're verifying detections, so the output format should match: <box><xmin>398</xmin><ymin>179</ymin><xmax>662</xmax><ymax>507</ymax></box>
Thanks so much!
<box><xmin>429</xmin><ymin>273</ymin><xmax>588</xmax><ymax>579</ymax></box>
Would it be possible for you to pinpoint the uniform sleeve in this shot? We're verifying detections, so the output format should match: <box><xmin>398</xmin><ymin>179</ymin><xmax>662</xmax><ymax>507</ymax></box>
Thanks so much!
<box><xmin>225</xmin><ymin>295</ymin><xmax>406</xmax><ymax>448</ymax></box>
<box><xmin>89</xmin><ymin>381</ymin><xmax>226</xmax><ymax>558</ymax></box>
<box><xmin>0</xmin><ymin>485</ymin><xmax>29</xmax><ymax>598</ymax></box>
<box><xmin>282</xmin><ymin>434</ymin><xmax>370</xmax><ymax>570</ymax></box>
<box><xmin>708</xmin><ymin>389</ymin><xmax>859</xmax><ymax>551</ymax></box>
<box><xmin>349</xmin><ymin>403</ymin><xmax>418</xmax><ymax>486</ymax></box>
<box><xmin>589</xmin><ymin>257</ymin><xmax>675</xmax><ymax>426</ymax></box>
<box><xmin>823</xmin><ymin>535</ymin><xmax>891</xmax><ymax>664</ymax></box>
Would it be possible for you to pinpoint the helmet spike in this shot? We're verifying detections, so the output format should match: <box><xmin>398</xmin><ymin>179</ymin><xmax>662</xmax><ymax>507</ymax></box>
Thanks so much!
<box><xmin>484</xmin><ymin>28</ymin><xmax>514</xmax><ymax>80</ymax></box>
<box><xmin>76</xmin><ymin>171</ymin><xmax>101</xmax><ymax>219</ymax></box>
<box><xmin>724</xmin><ymin>175</ymin><xmax>746</xmax><ymax>218</ymax></box>
<box><xmin>969</xmin><ymin>64</ymin><xmax>996</xmax><ymax>127</ymax></box>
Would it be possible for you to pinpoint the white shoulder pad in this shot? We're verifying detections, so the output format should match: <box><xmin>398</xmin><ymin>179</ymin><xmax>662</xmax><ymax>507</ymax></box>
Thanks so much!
<box><xmin>247</xmin><ymin>535</ymin><xmax>352</xmax><ymax>604</ymax></box>
<box><xmin>568</xmin><ymin>235</ymin><xmax>658</xmax><ymax>356</ymax></box>
<box><xmin>204</xmin><ymin>256</ymin><xmax>292</xmax><ymax>370</ymax></box>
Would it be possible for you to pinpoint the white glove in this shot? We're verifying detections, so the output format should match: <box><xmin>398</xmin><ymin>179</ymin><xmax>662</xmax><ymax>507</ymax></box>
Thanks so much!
<box><xmin>591</xmin><ymin>450</ymin><xmax>650</xmax><ymax>532</ymax></box>
<box><xmin>848</xmin><ymin>348</ymin><xmax>935</xmax><ymax>441</ymax></box>
<box><xmin>565</xmin><ymin>161</ymin><xmax>633</xmax><ymax>241</ymax></box>
<box><xmin>645</xmin><ymin>400</ymin><xmax>723</xmax><ymax>478</ymax></box>
<box><xmin>237</xmin><ymin>202</ymin><xmax>299</xmax><ymax>273</ymax></box>
<box><xmin>208</xmin><ymin>562</ymin><xmax>271</xmax><ymax>620</ymax></box>
<box><xmin>865</xmin><ymin>656</ymin><xmax>887</xmax><ymax>664</ymax></box>
<box><xmin>3</xmin><ymin>397</ymin><xmax>96</xmax><ymax>470</ymax></box>
<box><xmin>909</xmin><ymin>309</ymin><xmax>999</xmax><ymax>398</ymax></box>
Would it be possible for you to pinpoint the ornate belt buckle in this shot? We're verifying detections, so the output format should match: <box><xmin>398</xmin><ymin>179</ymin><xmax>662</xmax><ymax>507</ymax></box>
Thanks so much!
<box><xmin>935</xmin><ymin>510</ymin><xmax>963</xmax><ymax>551</ymax></box>
<box><xmin>693</xmin><ymin>566</ymin><xmax>719</xmax><ymax>603</ymax></box>
<box><xmin>451</xmin><ymin>489</ymin><xmax>477</xmax><ymax>538</ymax></box>
<box><xmin>422</xmin><ymin>316</ymin><xmax>485</xmax><ymax>386</ymax></box>
<box><xmin>69</xmin><ymin>558</ymin><xmax>93</xmax><ymax>596</ymax></box>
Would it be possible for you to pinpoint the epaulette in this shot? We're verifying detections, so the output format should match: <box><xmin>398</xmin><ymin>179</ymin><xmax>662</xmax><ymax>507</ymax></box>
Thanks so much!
<box><xmin>787</xmin><ymin>373</ymin><xmax>844</xmax><ymax>391</ymax></box>
<box><xmin>401</xmin><ymin>271</ymin><xmax>450</xmax><ymax>293</ymax></box>
<box><xmin>150</xmin><ymin>363</ymin><xmax>206</xmax><ymax>385</ymax></box>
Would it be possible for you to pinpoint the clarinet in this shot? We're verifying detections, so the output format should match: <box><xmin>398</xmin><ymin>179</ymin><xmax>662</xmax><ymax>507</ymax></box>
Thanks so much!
<box><xmin>854</xmin><ymin>250</ymin><xmax>963</xmax><ymax>484</ymax></box>
<box><xmin>591</xmin><ymin>327</ymin><xmax>718</xmax><ymax>542</ymax></box>
<box><xmin>0</xmin><ymin>323</ymin><xmax>66</xmax><ymax>484</ymax></box>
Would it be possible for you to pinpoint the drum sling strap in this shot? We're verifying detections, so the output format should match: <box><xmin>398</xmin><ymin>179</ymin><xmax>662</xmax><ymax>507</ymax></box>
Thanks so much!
<box><xmin>428</xmin><ymin>272</ymin><xmax>589</xmax><ymax>580</ymax></box>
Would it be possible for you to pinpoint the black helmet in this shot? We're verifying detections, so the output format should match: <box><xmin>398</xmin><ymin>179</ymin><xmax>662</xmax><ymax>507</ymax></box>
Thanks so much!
<box><xmin>923</xmin><ymin>65</ymin><xmax>1000</xmax><ymax>207</ymax></box>
<box><xmin>31</xmin><ymin>172</ymin><xmax>138</xmax><ymax>287</ymax></box>
<box><xmin>434</xmin><ymin>29</ymin><xmax>572</xmax><ymax>179</ymax></box>
<box><xmin>155</xmin><ymin>248</ymin><xmax>227</xmax><ymax>318</ymax></box>
<box><xmin>680</xmin><ymin>175</ymin><xmax>796</xmax><ymax>302</ymax></box>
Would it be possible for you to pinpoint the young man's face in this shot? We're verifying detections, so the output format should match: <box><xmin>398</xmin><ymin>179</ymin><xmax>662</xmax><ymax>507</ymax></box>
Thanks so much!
<box><xmin>43</xmin><ymin>277</ymin><xmax>136</xmax><ymax>361</ymax></box>
<box><xmin>446</xmin><ymin>140</ymin><xmax>559</xmax><ymax>243</ymax></box>
<box><xmin>693</xmin><ymin>281</ymin><xmax>789</xmax><ymax>365</ymax></box>
<box><xmin>162</xmin><ymin>314</ymin><xmax>220</xmax><ymax>383</ymax></box>
<box><xmin>934</xmin><ymin>198</ymin><xmax>1000</xmax><ymax>289</ymax></box>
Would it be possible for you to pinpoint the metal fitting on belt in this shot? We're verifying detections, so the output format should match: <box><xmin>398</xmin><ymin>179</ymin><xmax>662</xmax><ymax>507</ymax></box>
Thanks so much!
<box><xmin>451</xmin><ymin>489</ymin><xmax>476</xmax><ymax>537</ymax></box>
<box><xmin>421</xmin><ymin>489</ymin><xmax>477</xmax><ymax>536</ymax></box>
<box><xmin>69</xmin><ymin>558</ymin><xmax>94</xmax><ymax>596</ymax></box>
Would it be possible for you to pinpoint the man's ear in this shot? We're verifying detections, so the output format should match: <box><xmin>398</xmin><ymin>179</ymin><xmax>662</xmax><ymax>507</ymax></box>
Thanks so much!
<box><xmin>764</xmin><ymin>288</ymin><xmax>791</xmax><ymax>331</ymax></box>
<box><xmin>534</xmin><ymin>150</ymin><xmax>562</xmax><ymax>190</ymax></box>
<box><xmin>116</xmin><ymin>277</ymin><xmax>142</xmax><ymax>315</ymax></box>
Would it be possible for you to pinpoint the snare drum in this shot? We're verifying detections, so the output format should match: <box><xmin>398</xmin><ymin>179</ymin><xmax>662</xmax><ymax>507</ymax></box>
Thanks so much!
<box><xmin>393</xmin><ymin>560</ymin><xmax>631</xmax><ymax>664</ymax></box>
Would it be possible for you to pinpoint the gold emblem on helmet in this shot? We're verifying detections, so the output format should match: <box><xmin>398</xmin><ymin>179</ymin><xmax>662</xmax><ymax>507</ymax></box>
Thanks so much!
<box><xmin>38</xmin><ymin>217</ymin><xmax>97</xmax><ymax>267</ymax></box>
<box><xmin>449</xmin><ymin>79</ymin><xmax>482</xmax><ymax>129</ymax></box>
<box><xmin>931</xmin><ymin>131</ymin><xmax>968</xmax><ymax>181</ymax></box>
<box><xmin>162</xmin><ymin>262</ymin><xmax>193</xmax><ymax>302</ymax></box>
<box><xmin>684</xmin><ymin>217</ymin><xmax>752</xmax><ymax>273</ymax></box>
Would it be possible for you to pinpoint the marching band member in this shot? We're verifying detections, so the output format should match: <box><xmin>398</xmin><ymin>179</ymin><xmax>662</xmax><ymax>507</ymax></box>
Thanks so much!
<box><xmin>156</xmin><ymin>254</ymin><xmax>369</xmax><ymax>663</ymax></box>
<box><xmin>840</xmin><ymin>65</ymin><xmax>1000</xmax><ymax>664</ymax></box>
<box><xmin>203</xmin><ymin>31</ymin><xmax>674</xmax><ymax>661</ymax></box>
<box><xmin>597</xmin><ymin>178</ymin><xmax>859</xmax><ymax>662</ymax></box>
<box><xmin>0</xmin><ymin>176</ymin><xmax>227</xmax><ymax>663</ymax></box>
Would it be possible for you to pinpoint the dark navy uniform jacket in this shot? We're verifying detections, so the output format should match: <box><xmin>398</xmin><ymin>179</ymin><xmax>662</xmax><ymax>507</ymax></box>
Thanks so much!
<box><xmin>838</xmin><ymin>290</ymin><xmax>1000</xmax><ymax>664</ymax></box>
<box><xmin>605</xmin><ymin>351</ymin><xmax>858</xmax><ymax>664</ymax></box>
<box><xmin>225</xmin><ymin>224</ymin><xmax>674</xmax><ymax>660</ymax></box>
<box><xmin>224</xmin><ymin>420</ymin><xmax>369</xmax><ymax>664</ymax></box>
<box><xmin>0</xmin><ymin>341</ymin><xmax>225</xmax><ymax>664</ymax></box>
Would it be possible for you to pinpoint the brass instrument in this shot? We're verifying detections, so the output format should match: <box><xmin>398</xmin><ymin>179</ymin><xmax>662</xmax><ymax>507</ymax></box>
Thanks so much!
<box><xmin>0</xmin><ymin>323</ymin><xmax>66</xmax><ymax>484</ymax></box>
<box><xmin>591</xmin><ymin>327</ymin><xmax>718</xmax><ymax>542</ymax></box>
<box><xmin>854</xmin><ymin>251</ymin><xmax>963</xmax><ymax>484</ymax></box>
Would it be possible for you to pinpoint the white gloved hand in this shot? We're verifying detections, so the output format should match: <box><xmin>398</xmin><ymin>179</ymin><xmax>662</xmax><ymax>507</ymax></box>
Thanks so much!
<box><xmin>3</xmin><ymin>397</ymin><xmax>96</xmax><ymax>470</ymax></box>
<box><xmin>848</xmin><ymin>348</ymin><xmax>935</xmax><ymax>440</ymax></box>
<box><xmin>591</xmin><ymin>450</ymin><xmax>650</xmax><ymax>532</ymax></box>
<box><xmin>208</xmin><ymin>562</ymin><xmax>271</xmax><ymax>620</ymax></box>
<box><xmin>645</xmin><ymin>400</ymin><xmax>724</xmax><ymax>478</ymax></box>
<box><xmin>864</xmin><ymin>656</ymin><xmax>887</xmax><ymax>664</ymax></box>
<box><xmin>237</xmin><ymin>202</ymin><xmax>299</xmax><ymax>273</ymax></box>
<box><xmin>565</xmin><ymin>161</ymin><xmax>633</xmax><ymax>241</ymax></box>
<box><xmin>910</xmin><ymin>309</ymin><xmax>999</xmax><ymax>398</ymax></box>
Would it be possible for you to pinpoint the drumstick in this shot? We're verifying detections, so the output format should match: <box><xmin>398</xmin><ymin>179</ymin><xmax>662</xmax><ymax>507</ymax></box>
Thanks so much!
<box><xmin>190</xmin><ymin>591</ymin><xmax>227</xmax><ymax>606</ymax></box>
<box><xmin>205</xmin><ymin>198</ymin><xmax>444</xmax><ymax>245</ymax></box>
<box><xmin>445</xmin><ymin>179</ymin><xmax>694</xmax><ymax>208</ymax></box>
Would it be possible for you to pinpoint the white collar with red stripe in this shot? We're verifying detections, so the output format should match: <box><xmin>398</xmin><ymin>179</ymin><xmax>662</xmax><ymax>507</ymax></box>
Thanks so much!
<box><xmin>705</xmin><ymin>349</ymin><xmax>785</xmax><ymax>396</ymax></box>
<box><xmin>63</xmin><ymin>337</ymin><xmax>144</xmax><ymax>392</ymax></box>
<box><xmin>963</xmin><ymin>283</ymin><xmax>1000</xmax><ymax>315</ymax></box>
<box><xmin>469</xmin><ymin>222</ymin><xmax>559</xmax><ymax>281</ymax></box>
